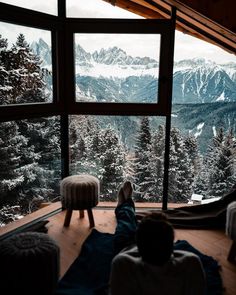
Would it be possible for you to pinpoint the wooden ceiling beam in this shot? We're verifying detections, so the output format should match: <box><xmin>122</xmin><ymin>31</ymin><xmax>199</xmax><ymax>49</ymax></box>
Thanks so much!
<box><xmin>165</xmin><ymin>0</ymin><xmax>236</xmax><ymax>34</ymax></box>
<box><xmin>161</xmin><ymin>0</ymin><xmax>236</xmax><ymax>42</ymax></box>
<box><xmin>102</xmin><ymin>0</ymin><xmax>236</xmax><ymax>54</ymax></box>
<box><xmin>102</xmin><ymin>0</ymin><xmax>166</xmax><ymax>18</ymax></box>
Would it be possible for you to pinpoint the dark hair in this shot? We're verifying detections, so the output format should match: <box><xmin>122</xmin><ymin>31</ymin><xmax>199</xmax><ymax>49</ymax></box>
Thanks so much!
<box><xmin>136</xmin><ymin>212</ymin><xmax>174</xmax><ymax>266</ymax></box>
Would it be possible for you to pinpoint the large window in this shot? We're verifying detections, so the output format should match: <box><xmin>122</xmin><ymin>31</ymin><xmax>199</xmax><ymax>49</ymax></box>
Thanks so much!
<box><xmin>74</xmin><ymin>33</ymin><xmax>160</xmax><ymax>104</ymax></box>
<box><xmin>170</xmin><ymin>31</ymin><xmax>236</xmax><ymax>205</ymax></box>
<box><xmin>4</xmin><ymin>0</ymin><xmax>235</xmax><ymax>226</ymax></box>
<box><xmin>69</xmin><ymin>115</ymin><xmax>165</xmax><ymax>203</ymax></box>
<box><xmin>0</xmin><ymin>117</ymin><xmax>61</xmax><ymax>227</ymax></box>
<box><xmin>0</xmin><ymin>21</ymin><xmax>53</xmax><ymax>105</ymax></box>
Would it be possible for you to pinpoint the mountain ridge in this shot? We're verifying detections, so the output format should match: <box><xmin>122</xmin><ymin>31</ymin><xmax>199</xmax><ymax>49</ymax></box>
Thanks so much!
<box><xmin>31</xmin><ymin>38</ymin><xmax>236</xmax><ymax>104</ymax></box>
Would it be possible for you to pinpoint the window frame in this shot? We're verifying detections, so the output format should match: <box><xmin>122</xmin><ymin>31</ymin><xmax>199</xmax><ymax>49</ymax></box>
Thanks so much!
<box><xmin>0</xmin><ymin>2</ymin><xmax>65</xmax><ymax>122</ymax></box>
<box><xmin>0</xmin><ymin>1</ymin><xmax>176</xmax><ymax>221</ymax></box>
<box><xmin>65</xmin><ymin>18</ymin><xmax>175</xmax><ymax>116</ymax></box>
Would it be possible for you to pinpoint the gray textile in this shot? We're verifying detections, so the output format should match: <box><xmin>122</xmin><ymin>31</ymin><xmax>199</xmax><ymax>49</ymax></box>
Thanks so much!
<box><xmin>226</xmin><ymin>201</ymin><xmax>236</xmax><ymax>240</ymax></box>
<box><xmin>110</xmin><ymin>245</ymin><xmax>206</xmax><ymax>295</ymax></box>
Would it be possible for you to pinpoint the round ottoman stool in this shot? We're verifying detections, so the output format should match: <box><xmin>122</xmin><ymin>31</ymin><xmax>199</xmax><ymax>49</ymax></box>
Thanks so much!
<box><xmin>0</xmin><ymin>232</ymin><xmax>60</xmax><ymax>295</ymax></box>
<box><xmin>60</xmin><ymin>174</ymin><xmax>99</xmax><ymax>228</ymax></box>
<box><xmin>226</xmin><ymin>201</ymin><xmax>236</xmax><ymax>262</ymax></box>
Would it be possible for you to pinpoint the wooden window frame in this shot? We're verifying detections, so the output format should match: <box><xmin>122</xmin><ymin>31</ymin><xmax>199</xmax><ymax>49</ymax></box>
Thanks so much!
<box><xmin>0</xmin><ymin>1</ymin><xmax>175</xmax><ymax>229</ymax></box>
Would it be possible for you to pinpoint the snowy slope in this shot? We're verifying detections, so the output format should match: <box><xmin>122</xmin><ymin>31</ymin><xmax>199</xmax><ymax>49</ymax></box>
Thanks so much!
<box><xmin>31</xmin><ymin>39</ymin><xmax>236</xmax><ymax>104</ymax></box>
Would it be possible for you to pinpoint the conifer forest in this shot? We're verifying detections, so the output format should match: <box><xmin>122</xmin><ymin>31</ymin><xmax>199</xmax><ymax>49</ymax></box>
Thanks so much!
<box><xmin>0</xmin><ymin>33</ymin><xmax>235</xmax><ymax>226</ymax></box>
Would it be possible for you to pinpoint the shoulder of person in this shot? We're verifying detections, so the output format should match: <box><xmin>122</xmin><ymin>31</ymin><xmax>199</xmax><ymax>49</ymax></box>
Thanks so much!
<box><xmin>112</xmin><ymin>246</ymin><xmax>142</xmax><ymax>266</ymax></box>
<box><xmin>173</xmin><ymin>250</ymin><xmax>202</xmax><ymax>266</ymax></box>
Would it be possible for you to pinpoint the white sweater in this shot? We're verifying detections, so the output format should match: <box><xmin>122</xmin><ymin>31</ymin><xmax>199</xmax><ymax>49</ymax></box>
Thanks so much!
<box><xmin>109</xmin><ymin>245</ymin><xmax>206</xmax><ymax>295</ymax></box>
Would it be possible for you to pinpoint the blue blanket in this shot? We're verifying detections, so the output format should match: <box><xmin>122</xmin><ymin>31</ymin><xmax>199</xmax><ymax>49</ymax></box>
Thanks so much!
<box><xmin>56</xmin><ymin>229</ymin><xmax>223</xmax><ymax>295</ymax></box>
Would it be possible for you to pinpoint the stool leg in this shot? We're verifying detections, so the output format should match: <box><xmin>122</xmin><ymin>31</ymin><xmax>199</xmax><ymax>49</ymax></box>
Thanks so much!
<box><xmin>79</xmin><ymin>210</ymin><xmax>85</xmax><ymax>218</ymax></box>
<box><xmin>228</xmin><ymin>240</ymin><xmax>236</xmax><ymax>262</ymax></box>
<box><xmin>64</xmin><ymin>209</ymin><xmax>73</xmax><ymax>227</ymax></box>
<box><xmin>87</xmin><ymin>209</ymin><xmax>95</xmax><ymax>228</ymax></box>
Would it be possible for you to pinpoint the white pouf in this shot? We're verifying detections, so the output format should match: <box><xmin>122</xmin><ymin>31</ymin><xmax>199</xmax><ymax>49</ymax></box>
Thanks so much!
<box><xmin>226</xmin><ymin>201</ymin><xmax>236</xmax><ymax>262</ymax></box>
<box><xmin>60</xmin><ymin>174</ymin><xmax>99</xmax><ymax>228</ymax></box>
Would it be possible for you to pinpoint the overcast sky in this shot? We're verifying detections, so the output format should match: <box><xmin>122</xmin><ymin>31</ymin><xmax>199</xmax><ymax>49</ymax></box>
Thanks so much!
<box><xmin>0</xmin><ymin>0</ymin><xmax>235</xmax><ymax>64</ymax></box>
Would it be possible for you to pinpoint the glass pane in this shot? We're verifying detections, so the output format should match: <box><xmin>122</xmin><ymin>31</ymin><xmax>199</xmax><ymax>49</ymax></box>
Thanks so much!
<box><xmin>0</xmin><ymin>22</ymin><xmax>53</xmax><ymax>105</ymax></box>
<box><xmin>69</xmin><ymin>115</ymin><xmax>165</xmax><ymax>205</ymax></box>
<box><xmin>0</xmin><ymin>116</ymin><xmax>61</xmax><ymax>227</ymax></box>
<box><xmin>74</xmin><ymin>34</ymin><xmax>160</xmax><ymax>103</ymax></box>
<box><xmin>1</xmin><ymin>0</ymin><xmax>57</xmax><ymax>15</ymax></box>
<box><xmin>169</xmin><ymin>31</ymin><xmax>236</xmax><ymax>206</ymax></box>
<box><xmin>67</xmin><ymin>0</ymin><xmax>140</xmax><ymax>18</ymax></box>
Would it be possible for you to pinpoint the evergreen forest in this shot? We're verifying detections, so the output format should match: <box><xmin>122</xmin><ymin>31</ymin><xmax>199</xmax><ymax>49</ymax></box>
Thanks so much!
<box><xmin>0</xmin><ymin>33</ymin><xmax>235</xmax><ymax>226</ymax></box>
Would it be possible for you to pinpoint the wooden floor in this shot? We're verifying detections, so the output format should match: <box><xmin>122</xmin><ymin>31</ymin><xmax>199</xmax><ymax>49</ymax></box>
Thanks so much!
<box><xmin>47</xmin><ymin>208</ymin><xmax>236</xmax><ymax>295</ymax></box>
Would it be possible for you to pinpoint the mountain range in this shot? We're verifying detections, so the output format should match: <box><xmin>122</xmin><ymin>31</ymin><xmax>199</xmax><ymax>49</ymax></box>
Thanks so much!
<box><xmin>31</xmin><ymin>38</ymin><xmax>236</xmax><ymax>104</ymax></box>
<box><xmin>31</xmin><ymin>39</ymin><xmax>236</xmax><ymax>153</ymax></box>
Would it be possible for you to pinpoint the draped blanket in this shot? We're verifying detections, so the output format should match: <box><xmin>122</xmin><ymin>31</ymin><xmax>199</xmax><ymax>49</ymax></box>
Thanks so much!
<box><xmin>137</xmin><ymin>189</ymin><xmax>236</xmax><ymax>228</ymax></box>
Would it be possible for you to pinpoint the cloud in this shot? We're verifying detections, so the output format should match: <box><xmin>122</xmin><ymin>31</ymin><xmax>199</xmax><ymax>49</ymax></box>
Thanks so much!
<box><xmin>174</xmin><ymin>31</ymin><xmax>235</xmax><ymax>64</ymax></box>
<box><xmin>75</xmin><ymin>34</ymin><xmax>160</xmax><ymax>59</ymax></box>
<box><xmin>67</xmin><ymin>0</ymin><xmax>139</xmax><ymax>18</ymax></box>
<box><xmin>0</xmin><ymin>1</ymin><xmax>235</xmax><ymax>63</ymax></box>
<box><xmin>1</xmin><ymin>0</ymin><xmax>57</xmax><ymax>15</ymax></box>
<box><xmin>0</xmin><ymin>22</ymin><xmax>51</xmax><ymax>47</ymax></box>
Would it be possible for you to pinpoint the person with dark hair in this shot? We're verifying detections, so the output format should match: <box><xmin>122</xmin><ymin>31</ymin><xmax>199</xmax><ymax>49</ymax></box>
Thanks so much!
<box><xmin>109</xmin><ymin>181</ymin><xmax>206</xmax><ymax>295</ymax></box>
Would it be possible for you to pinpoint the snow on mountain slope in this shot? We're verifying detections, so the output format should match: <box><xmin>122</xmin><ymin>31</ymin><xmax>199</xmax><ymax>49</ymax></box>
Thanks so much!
<box><xmin>75</xmin><ymin>45</ymin><xmax>159</xmax><ymax>78</ymax></box>
<box><xmin>31</xmin><ymin>39</ymin><xmax>236</xmax><ymax>103</ymax></box>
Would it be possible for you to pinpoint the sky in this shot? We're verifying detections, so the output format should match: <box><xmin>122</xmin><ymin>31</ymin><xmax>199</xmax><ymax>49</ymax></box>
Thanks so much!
<box><xmin>0</xmin><ymin>0</ymin><xmax>235</xmax><ymax>64</ymax></box>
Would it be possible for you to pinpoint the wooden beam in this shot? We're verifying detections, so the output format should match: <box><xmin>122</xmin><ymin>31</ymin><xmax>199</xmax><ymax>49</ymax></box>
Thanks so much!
<box><xmin>102</xmin><ymin>0</ymin><xmax>166</xmax><ymax>18</ymax></box>
<box><xmin>166</xmin><ymin>0</ymin><xmax>236</xmax><ymax>35</ymax></box>
<box><xmin>104</xmin><ymin>1</ymin><xmax>236</xmax><ymax>55</ymax></box>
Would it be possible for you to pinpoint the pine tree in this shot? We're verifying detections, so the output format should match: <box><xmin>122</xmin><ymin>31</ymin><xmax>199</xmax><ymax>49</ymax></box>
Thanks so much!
<box><xmin>70</xmin><ymin>115</ymin><xmax>101</xmax><ymax>176</ymax></box>
<box><xmin>134</xmin><ymin>117</ymin><xmax>152</xmax><ymax>200</ymax></box>
<box><xmin>193</xmin><ymin>156</ymin><xmax>209</xmax><ymax>197</ymax></box>
<box><xmin>7</xmin><ymin>33</ymin><xmax>47</xmax><ymax>104</ymax></box>
<box><xmin>184</xmin><ymin>134</ymin><xmax>200</xmax><ymax>176</ymax></box>
<box><xmin>168</xmin><ymin>127</ymin><xmax>194</xmax><ymax>203</ymax></box>
<box><xmin>99</xmin><ymin>127</ymin><xmax>125</xmax><ymax>198</ymax></box>
<box><xmin>0</xmin><ymin>121</ymin><xmax>25</xmax><ymax>204</ymax></box>
<box><xmin>149</xmin><ymin>125</ymin><xmax>165</xmax><ymax>201</ymax></box>
<box><xmin>206</xmin><ymin>128</ymin><xmax>236</xmax><ymax>197</ymax></box>
<box><xmin>70</xmin><ymin>116</ymin><xmax>125</xmax><ymax>200</ymax></box>
<box><xmin>1</xmin><ymin>34</ymin><xmax>60</xmax><ymax>210</ymax></box>
<box><xmin>0</xmin><ymin>34</ymin><xmax>12</xmax><ymax>105</ymax></box>
<box><xmin>18</xmin><ymin>117</ymin><xmax>61</xmax><ymax>204</ymax></box>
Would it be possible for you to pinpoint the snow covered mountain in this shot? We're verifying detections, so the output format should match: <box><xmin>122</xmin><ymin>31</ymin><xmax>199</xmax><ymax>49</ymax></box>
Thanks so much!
<box><xmin>74</xmin><ymin>44</ymin><xmax>159</xmax><ymax>79</ymax></box>
<box><xmin>75</xmin><ymin>46</ymin><xmax>236</xmax><ymax>103</ymax></box>
<box><xmin>31</xmin><ymin>38</ymin><xmax>51</xmax><ymax>68</ymax></box>
<box><xmin>30</xmin><ymin>39</ymin><xmax>236</xmax><ymax>153</ymax></box>
<box><xmin>173</xmin><ymin>58</ymin><xmax>236</xmax><ymax>103</ymax></box>
<box><xmin>31</xmin><ymin>39</ymin><xmax>236</xmax><ymax>104</ymax></box>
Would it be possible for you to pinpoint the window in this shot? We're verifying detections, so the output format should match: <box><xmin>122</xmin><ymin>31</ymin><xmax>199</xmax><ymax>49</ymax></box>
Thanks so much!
<box><xmin>0</xmin><ymin>1</ymin><xmax>176</xmax><ymax>228</ymax></box>
<box><xmin>0</xmin><ymin>21</ymin><xmax>53</xmax><ymax>105</ymax></box>
<box><xmin>69</xmin><ymin>115</ymin><xmax>165</xmax><ymax>203</ymax></box>
<box><xmin>0</xmin><ymin>116</ymin><xmax>61</xmax><ymax>227</ymax></box>
<box><xmin>66</xmin><ymin>19</ymin><xmax>174</xmax><ymax>116</ymax></box>
<box><xmin>74</xmin><ymin>33</ymin><xmax>160</xmax><ymax>104</ymax></box>
<box><xmin>169</xmin><ymin>31</ymin><xmax>236</xmax><ymax>206</ymax></box>
<box><xmin>1</xmin><ymin>0</ymin><xmax>57</xmax><ymax>15</ymax></box>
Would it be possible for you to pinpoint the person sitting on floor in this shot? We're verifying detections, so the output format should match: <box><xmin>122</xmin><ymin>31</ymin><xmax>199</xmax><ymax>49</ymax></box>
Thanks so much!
<box><xmin>109</xmin><ymin>181</ymin><xmax>206</xmax><ymax>295</ymax></box>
